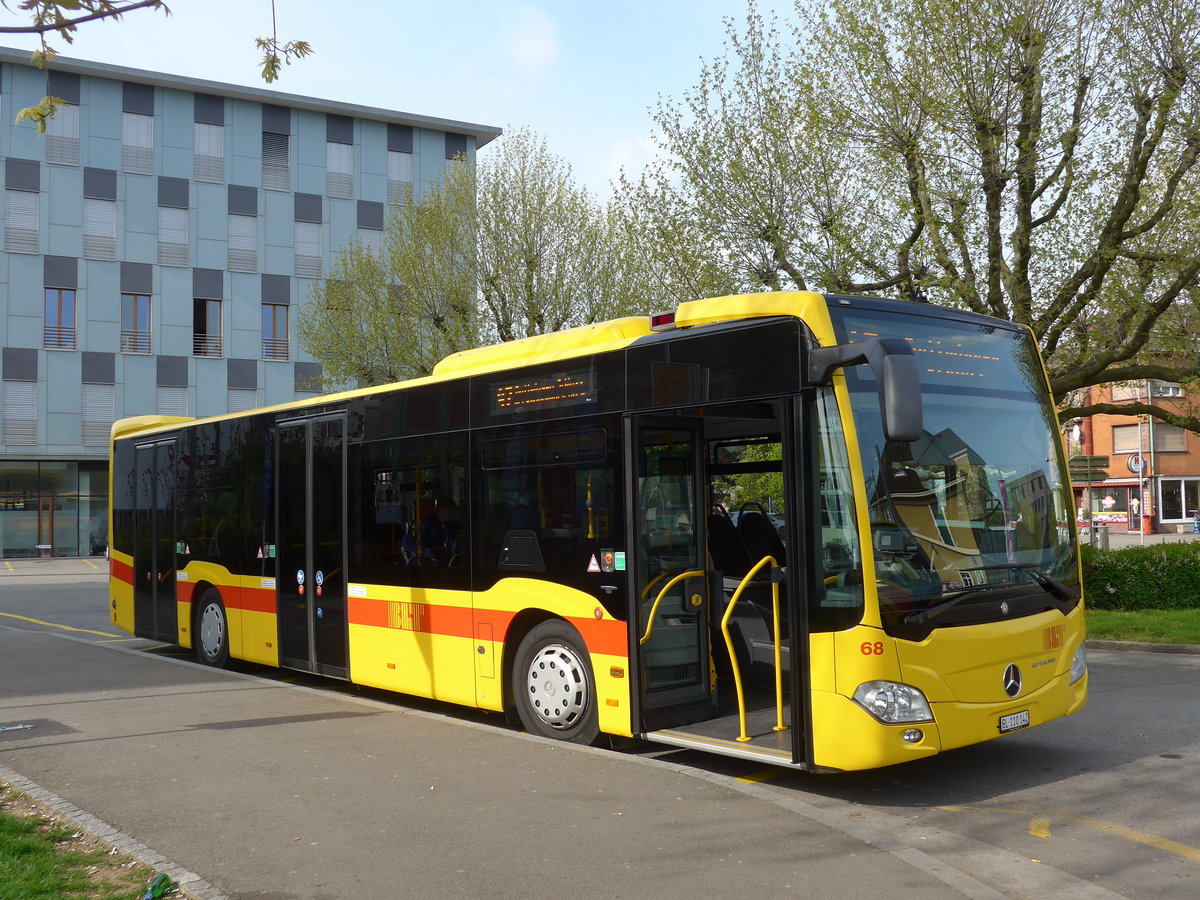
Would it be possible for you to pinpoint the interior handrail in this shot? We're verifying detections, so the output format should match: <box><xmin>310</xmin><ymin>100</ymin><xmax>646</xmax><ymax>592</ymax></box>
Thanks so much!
<box><xmin>639</xmin><ymin>569</ymin><xmax>706</xmax><ymax>646</ymax></box>
<box><xmin>721</xmin><ymin>555</ymin><xmax>788</xmax><ymax>742</ymax></box>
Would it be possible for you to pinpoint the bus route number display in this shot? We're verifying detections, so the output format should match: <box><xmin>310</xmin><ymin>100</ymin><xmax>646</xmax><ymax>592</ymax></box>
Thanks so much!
<box><xmin>492</xmin><ymin>370</ymin><xmax>596</xmax><ymax>416</ymax></box>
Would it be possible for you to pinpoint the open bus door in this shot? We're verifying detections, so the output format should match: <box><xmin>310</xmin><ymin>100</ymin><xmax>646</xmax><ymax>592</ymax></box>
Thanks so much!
<box><xmin>630</xmin><ymin>403</ymin><xmax>808</xmax><ymax>767</ymax></box>
<box><xmin>276</xmin><ymin>413</ymin><xmax>349</xmax><ymax>679</ymax></box>
<box><xmin>628</xmin><ymin>418</ymin><xmax>717</xmax><ymax>730</ymax></box>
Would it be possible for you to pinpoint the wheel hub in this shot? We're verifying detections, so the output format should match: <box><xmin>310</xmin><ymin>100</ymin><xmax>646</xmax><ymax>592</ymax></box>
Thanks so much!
<box><xmin>200</xmin><ymin>603</ymin><xmax>224</xmax><ymax>656</ymax></box>
<box><xmin>526</xmin><ymin>644</ymin><xmax>587</xmax><ymax>729</ymax></box>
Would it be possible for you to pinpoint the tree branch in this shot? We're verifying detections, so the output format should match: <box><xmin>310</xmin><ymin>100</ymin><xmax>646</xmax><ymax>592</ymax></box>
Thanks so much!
<box><xmin>0</xmin><ymin>1</ymin><xmax>166</xmax><ymax>36</ymax></box>
<box><xmin>1057</xmin><ymin>401</ymin><xmax>1200</xmax><ymax>434</ymax></box>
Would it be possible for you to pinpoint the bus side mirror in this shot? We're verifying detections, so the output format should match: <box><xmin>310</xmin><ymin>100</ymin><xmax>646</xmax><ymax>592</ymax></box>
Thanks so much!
<box><xmin>808</xmin><ymin>339</ymin><xmax>923</xmax><ymax>443</ymax></box>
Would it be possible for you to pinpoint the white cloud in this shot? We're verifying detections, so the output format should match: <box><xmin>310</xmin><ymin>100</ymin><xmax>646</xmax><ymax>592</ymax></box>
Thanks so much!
<box><xmin>501</xmin><ymin>6</ymin><xmax>561</xmax><ymax>77</ymax></box>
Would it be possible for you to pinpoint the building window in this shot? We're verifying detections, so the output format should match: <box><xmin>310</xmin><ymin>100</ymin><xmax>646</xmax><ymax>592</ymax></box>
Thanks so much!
<box><xmin>1153</xmin><ymin>423</ymin><xmax>1187</xmax><ymax>452</ymax></box>
<box><xmin>228</xmin><ymin>213</ymin><xmax>258</xmax><ymax>273</ymax></box>
<box><xmin>1</xmin><ymin>380</ymin><xmax>37</xmax><ymax>445</ymax></box>
<box><xmin>158</xmin><ymin>205</ymin><xmax>188</xmax><ymax>267</ymax></box>
<box><xmin>295</xmin><ymin>221</ymin><xmax>322</xmax><ymax>278</ymax></box>
<box><xmin>359</xmin><ymin>226</ymin><xmax>383</xmax><ymax>255</ymax></box>
<box><xmin>121</xmin><ymin>293</ymin><xmax>152</xmax><ymax>353</ymax></box>
<box><xmin>262</xmin><ymin>131</ymin><xmax>290</xmax><ymax>191</ymax></box>
<box><xmin>195</xmin><ymin>122</ymin><xmax>225</xmax><ymax>183</ymax></box>
<box><xmin>1111</xmin><ymin>424</ymin><xmax>1140</xmax><ymax>454</ymax></box>
<box><xmin>45</xmin><ymin>103</ymin><xmax>80</xmax><ymax>166</ymax></box>
<box><xmin>82</xmin><ymin>382</ymin><xmax>115</xmax><ymax>445</ymax></box>
<box><xmin>5</xmin><ymin>189</ymin><xmax>39</xmax><ymax>254</ymax></box>
<box><xmin>157</xmin><ymin>386</ymin><xmax>188</xmax><ymax>416</ymax></box>
<box><xmin>193</xmin><ymin>298</ymin><xmax>223</xmax><ymax>357</ymax></box>
<box><xmin>326</xmin><ymin>141</ymin><xmax>353</xmax><ymax>199</ymax></box>
<box><xmin>122</xmin><ymin>112</ymin><xmax>155</xmax><ymax>175</ymax></box>
<box><xmin>1112</xmin><ymin>421</ymin><xmax>1186</xmax><ymax>454</ymax></box>
<box><xmin>84</xmin><ymin>197</ymin><xmax>117</xmax><ymax>260</ymax></box>
<box><xmin>1160</xmin><ymin>478</ymin><xmax>1200</xmax><ymax>523</ymax></box>
<box><xmin>262</xmin><ymin>303</ymin><xmax>289</xmax><ymax>360</ymax></box>
<box><xmin>44</xmin><ymin>288</ymin><xmax>77</xmax><ymax>350</ymax></box>
<box><xmin>228</xmin><ymin>388</ymin><xmax>258</xmax><ymax>412</ymax></box>
<box><xmin>387</xmin><ymin>150</ymin><xmax>413</xmax><ymax>206</ymax></box>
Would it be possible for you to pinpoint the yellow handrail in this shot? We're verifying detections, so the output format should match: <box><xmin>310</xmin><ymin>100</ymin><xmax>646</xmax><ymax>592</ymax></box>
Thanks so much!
<box><xmin>639</xmin><ymin>569</ymin><xmax>705</xmax><ymax>646</ymax></box>
<box><xmin>720</xmin><ymin>556</ymin><xmax>787</xmax><ymax>742</ymax></box>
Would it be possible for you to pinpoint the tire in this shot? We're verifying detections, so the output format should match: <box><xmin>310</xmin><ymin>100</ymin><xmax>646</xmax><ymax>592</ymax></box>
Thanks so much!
<box><xmin>512</xmin><ymin>620</ymin><xmax>600</xmax><ymax>745</ymax></box>
<box><xmin>194</xmin><ymin>588</ymin><xmax>230</xmax><ymax>668</ymax></box>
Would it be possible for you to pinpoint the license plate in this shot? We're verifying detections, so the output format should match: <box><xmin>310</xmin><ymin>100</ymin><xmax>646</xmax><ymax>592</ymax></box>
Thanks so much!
<box><xmin>999</xmin><ymin>710</ymin><xmax>1030</xmax><ymax>733</ymax></box>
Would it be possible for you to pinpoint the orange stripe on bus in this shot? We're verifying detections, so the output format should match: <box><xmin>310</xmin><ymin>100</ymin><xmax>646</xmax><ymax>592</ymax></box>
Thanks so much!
<box><xmin>110</xmin><ymin>558</ymin><xmax>133</xmax><ymax>585</ymax></box>
<box><xmin>347</xmin><ymin>597</ymin><xmax>628</xmax><ymax>658</ymax></box>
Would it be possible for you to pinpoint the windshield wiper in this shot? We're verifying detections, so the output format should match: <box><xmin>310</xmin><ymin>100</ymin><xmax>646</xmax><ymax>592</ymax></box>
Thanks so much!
<box><xmin>902</xmin><ymin>582</ymin><xmax>1019</xmax><ymax>627</ymax></box>
<box><xmin>974</xmin><ymin>564</ymin><xmax>1074</xmax><ymax>602</ymax></box>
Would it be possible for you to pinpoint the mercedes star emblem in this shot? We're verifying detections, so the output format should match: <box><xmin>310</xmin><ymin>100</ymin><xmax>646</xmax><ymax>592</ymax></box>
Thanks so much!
<box><xmin>1003</xmin><ymin>664</ymin><xmax>1022</xmax><ymax>698</ymax></box>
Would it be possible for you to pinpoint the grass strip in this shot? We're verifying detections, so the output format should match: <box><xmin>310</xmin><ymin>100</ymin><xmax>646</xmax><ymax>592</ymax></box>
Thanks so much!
<box><xmin>0</xmin><ymin>785</ymin><xmax>155</xmax><ymax>900</ymax></box>
<box><xmin>1085</xmin><ymin>608</ymin><xmax>1200</xmax><ymax>645</ymax></box>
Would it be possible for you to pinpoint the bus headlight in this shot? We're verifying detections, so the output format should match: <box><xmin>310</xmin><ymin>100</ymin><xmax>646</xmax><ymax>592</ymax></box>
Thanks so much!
<box><xmin>853</xmin><ymin>681</ymin><xmax>934</xmax><ymax>724</ymax></box>
<box><xmin>1070</xmin><ymin>644</ymin><xmax>1087</xmax><ymax>684</ymax></box>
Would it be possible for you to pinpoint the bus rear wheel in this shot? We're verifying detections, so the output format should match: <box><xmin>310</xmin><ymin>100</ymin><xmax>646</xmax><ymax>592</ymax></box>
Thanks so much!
<box><xmin>513</xmin><ymin>620</ymin><xmax>599</xmax><ymax>745</ymax></box>
<box><xmin>195</xmin><ymin>589</ymin><xmax>229</xmax><ymax>668</ymax></box>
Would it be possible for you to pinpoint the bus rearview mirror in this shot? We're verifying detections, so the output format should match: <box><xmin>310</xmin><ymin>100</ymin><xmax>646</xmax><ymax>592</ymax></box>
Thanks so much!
<box><xmin>808</xmin><ymin>338</ymin><xmax>923</xmax><ymax>443</ymax></box>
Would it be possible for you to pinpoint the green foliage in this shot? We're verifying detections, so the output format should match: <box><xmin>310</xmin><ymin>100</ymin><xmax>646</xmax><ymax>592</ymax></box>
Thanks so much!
<box><xmin>256</xmin><ymin>37</ymin><xmax>313</xmax><ymax>83</ymax></box>
<box><xmin>296</xmin><ymin>160</ymin><xmax>481</xmax><ymax>387</ymax></box>
<box><xmin>1082</xmin><ymin>542</ymin><xmax>1200</xmax><ymax>610</ymax></box>
<box><xmin>298</xmin><ymin>128</ymin><xmax>657</xmax><ymax>387</ymax></box>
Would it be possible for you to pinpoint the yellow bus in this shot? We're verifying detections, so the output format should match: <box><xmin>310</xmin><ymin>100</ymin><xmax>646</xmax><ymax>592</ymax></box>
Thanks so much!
<box><xmin>107</xmin><ymin>291</ymin><xmax>1087</xmax><ymax>772</ymax></box>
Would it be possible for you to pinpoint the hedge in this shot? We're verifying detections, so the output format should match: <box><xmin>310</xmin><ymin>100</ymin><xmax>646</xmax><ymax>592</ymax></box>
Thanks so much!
<box><xmin>1081</xmin><ymin>542</ymin><xmax>1200</xmax><ymax>610</ymax></box>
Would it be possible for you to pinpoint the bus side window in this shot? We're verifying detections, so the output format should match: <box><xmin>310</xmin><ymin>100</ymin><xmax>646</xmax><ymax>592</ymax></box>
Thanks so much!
<box><xmin>349</xmin><ymin>433</ymin><xmax>469</xmax><ymax>588</ymax></box>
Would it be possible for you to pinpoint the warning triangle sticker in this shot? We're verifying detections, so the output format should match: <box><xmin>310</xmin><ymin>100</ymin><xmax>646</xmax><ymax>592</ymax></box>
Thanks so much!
<box><xmin>586</xmin><ymin>554</ymin><xmax>601</xmax><ymax>573</ymax></box>
<box><xmin>257</xmin><ymin>547</ymin><xmax>264</xmax><ymax>559</ymax></box>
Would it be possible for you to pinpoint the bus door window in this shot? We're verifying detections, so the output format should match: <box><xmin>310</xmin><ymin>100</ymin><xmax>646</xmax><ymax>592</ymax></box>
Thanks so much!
<box><xmin>811</xmin><ymin>387</ymin><xmax>865</xmax><ymax>631</ymax></box>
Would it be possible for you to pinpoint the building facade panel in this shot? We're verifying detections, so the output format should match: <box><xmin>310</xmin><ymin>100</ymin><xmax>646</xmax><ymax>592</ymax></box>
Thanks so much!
<box><xmin>0</xmin><ymin>46</ymin><xmax>498</xmax><ymax>557</ymax></box>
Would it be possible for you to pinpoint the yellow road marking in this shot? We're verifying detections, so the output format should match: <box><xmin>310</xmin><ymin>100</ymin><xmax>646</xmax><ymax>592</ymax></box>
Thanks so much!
<box><xmin>82</xmin><ymin>558</ymin><xmax>101</xmax><ymax>571</ymax></box>
<box><xmin>940</xmin><ymin>805</ymin><xmax>1200</xmax><ymax>862</ymax></box>
<box><xmin>0</xmin><ymin>611</ymin><xmax>120</xmax><ymax>638</ymax></box>
<box><xmin>96</xmin><ymin>638</ymin><xmax>142</xmax><ymax>643</ymax></box>
<box><xmin>3</xmin><ymin>562</ymin><xmax>13</xmax><ymax>572</ymax></box>
<box><xmin>736</xmin><ymin>769</ymin><xmax>782</xmax><ymax>784</ymax></box>
<box><xmin>1029</xmin><ymin>817</ymin><xmax>1053</xmax><ymax>839</ymax></box>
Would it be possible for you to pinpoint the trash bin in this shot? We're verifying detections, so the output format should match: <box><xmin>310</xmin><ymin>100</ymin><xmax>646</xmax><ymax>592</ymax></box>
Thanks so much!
<box><xmin>1143</xmin><ymin>514</ymin><xmax>1154</xmax><ymax>535</ymax></box>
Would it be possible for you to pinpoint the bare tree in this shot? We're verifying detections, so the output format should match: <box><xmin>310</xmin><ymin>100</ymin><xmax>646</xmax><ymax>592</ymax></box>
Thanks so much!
<box><xmin>625</xmin><ymin>0</ymin><xmax>1200</xmax><ymax>429</ymax></box>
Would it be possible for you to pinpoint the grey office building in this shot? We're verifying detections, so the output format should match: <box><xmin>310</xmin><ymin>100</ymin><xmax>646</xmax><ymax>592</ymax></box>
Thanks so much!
<box><xmin>0</xmin><ymin>47</ymin><xmax>500</xmax><ymax>558</ymax></box>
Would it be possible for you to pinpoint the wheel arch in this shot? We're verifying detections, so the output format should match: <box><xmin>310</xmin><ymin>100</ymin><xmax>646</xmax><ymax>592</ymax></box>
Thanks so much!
<box><xmin>501</xmin><ymin>608</ymin><xmax>561</xmax><ymax>721</ymax></box>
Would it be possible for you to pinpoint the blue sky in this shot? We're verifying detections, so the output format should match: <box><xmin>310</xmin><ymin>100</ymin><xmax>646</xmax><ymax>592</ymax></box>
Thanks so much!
<box><xmin>4</xmin><ymin>0</ymin><xmax>764</xmax><ymax>199</ymax></box>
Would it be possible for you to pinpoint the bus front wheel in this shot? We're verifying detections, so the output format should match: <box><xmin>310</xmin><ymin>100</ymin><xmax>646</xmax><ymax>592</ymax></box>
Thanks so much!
<box><xmin>195</xmin><ymin>589</ymin><xmax>229</xmax><ymax>668</ymax></box>
<box><xmin>513</xmin><ymin>620</ymin><xmax>599</xmax><ymax>745</ymax></box>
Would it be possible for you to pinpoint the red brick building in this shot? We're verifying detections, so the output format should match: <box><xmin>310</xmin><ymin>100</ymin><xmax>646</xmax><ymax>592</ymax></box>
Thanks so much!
<box><xmin>1068</xmin><ymin>381</ymin><xmax>1200</xmax><ymax>534</ymax></box>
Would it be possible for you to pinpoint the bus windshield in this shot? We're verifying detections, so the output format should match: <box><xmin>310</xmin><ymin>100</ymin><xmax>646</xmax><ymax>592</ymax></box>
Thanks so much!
<box><xmin>830</xmin><ymin>306</ymin><xmax>1079</xmax><ymax>637</ymax></box>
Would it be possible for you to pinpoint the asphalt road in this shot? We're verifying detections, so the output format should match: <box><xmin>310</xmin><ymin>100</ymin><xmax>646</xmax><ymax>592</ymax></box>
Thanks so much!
<box><xmin>2</xmin><ymin>562</ymin><xmax>1199</xmax><ymax>898</ymax></box>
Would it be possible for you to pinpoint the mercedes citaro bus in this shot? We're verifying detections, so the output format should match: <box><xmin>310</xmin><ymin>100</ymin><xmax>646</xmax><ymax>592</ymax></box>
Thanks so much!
<box><xmin>108</xmin><ymin>291</ymin><xmax>1087</xmax><ymax>771</ymax></box>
